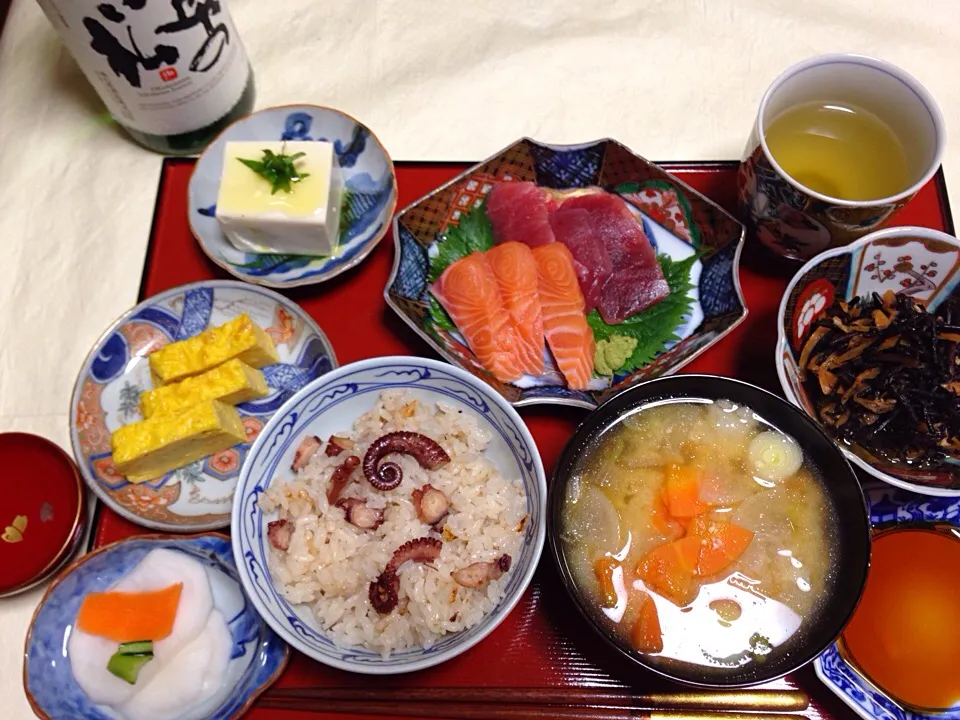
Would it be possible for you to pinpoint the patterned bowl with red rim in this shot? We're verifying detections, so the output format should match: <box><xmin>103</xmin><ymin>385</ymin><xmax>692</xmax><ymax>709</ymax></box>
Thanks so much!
<box><xmin>776</xmin><ymin>226</ymin><xmax>960</xmax><ymax>496</ymax></box>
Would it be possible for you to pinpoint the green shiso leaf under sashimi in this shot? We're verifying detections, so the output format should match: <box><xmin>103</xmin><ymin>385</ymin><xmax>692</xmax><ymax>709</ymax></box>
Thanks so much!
<box><xmin>427</xmin><ymin>201</ymin><xmax>495</xmax><ymax>329</ymax></box>
<box><xmin>587</xmin><ymin>253</ymin><xmax>697</xmax><ymax>373</ymax></box>
<box><xmin>427</xmin><ymin>201</ymin><xmax>495</xmax><ymax>284</ymax></box>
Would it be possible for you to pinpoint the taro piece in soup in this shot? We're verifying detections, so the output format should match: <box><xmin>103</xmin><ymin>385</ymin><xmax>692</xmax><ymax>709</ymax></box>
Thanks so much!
<box><xmin>561</xmin><ymin>398</ymin><xmax>837</xmax><ymax>673</ymax></box>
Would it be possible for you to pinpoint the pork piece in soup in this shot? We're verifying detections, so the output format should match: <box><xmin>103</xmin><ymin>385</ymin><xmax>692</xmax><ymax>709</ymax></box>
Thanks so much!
<box><xmin>561</xmin><ymin>399</ymin><xmax>836</xmax><ymax>671</ymax></box>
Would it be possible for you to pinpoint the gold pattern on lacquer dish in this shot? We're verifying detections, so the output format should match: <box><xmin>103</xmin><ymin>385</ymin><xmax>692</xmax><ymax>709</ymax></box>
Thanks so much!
<box><xmin>2</xmin><ymin>514</ymin><xmax>28</xmax><ymax>543</ymax></box>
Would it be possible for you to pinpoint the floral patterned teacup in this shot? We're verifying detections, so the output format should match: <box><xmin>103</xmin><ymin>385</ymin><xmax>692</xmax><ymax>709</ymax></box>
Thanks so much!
<box><xmin>739</xmin><ymin>54</ymin><xmax>945</xmax><ymax>262</ymax></box>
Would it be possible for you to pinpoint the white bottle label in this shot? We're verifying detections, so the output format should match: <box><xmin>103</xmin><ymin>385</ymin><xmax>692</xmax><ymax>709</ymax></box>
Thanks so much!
<box><xmin>36</xmin><ymin>0</ymin><xmax>249</xmax><ymax>136</ymax></box>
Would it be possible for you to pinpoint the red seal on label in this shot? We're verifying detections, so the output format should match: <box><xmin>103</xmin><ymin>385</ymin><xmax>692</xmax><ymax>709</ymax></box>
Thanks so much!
<box><xmin>159</xmin><ymin>67</ymin><xmax>178</xmax><ymax>82</ymax></box>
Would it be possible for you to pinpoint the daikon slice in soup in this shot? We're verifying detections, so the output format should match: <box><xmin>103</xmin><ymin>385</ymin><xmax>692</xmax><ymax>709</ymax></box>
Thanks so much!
<box><xmin>560</xmin><ymin>398</ymin><xmax>837</xmax><ymax>675</ymax></box>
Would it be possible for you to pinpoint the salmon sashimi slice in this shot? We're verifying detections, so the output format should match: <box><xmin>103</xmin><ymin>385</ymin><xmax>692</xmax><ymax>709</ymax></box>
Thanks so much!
<box><xmin>486</xmin><ymin>242</ymin><xmax>545</xmax><ymax>376</ymax></box>
<box><xmin>486</xmin><ymin>181</ymin><xmax>557</xmax><ymax>248</ymax></box>
<box><xmin>432</xmin><ymin>252</ymin><xmax>526</xmax><ymax>382</ymax></box>
<box><xmin>532</xmin><ymin>243</ymin><xmax>595</xmax><ymax>390</ymax></box>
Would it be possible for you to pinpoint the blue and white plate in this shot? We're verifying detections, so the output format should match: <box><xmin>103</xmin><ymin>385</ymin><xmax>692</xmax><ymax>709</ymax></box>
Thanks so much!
<box><xmin>814</xmin><ymin>484</ymin><xmax>960</xmax><ymax>720</ymax></box>
<box><xmin>70</xmin><ymin>280</ymin><xmax>336</xmax><ymax>532</ymax></box>
<box><xmin>189</xmin><ymin>104</ymin><xmax>397</xmax><ymax>288</ymax></box>
<box><xmin>24</xmin><ymin>533</ymin><xmax>288</xmax><ymax>720</ymax></box>
<box><xmin>231</xmin><ymin>356</ymin><xmax>547</xmax><ymax>674</ymax></box>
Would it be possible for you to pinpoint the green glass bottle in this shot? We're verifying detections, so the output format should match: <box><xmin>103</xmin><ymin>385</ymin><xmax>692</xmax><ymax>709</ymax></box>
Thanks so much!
<box><xmin>36</xmin><ymin>0</ymin><xmax>255</xmax><ymax>155</ymax></box>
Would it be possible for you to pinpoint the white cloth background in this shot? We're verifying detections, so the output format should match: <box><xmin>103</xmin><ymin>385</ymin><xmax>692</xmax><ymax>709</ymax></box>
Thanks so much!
<box><xmin>0</xmin><ymin>0</ymin><xmax>957</xmax><ymax>715</ymax></box>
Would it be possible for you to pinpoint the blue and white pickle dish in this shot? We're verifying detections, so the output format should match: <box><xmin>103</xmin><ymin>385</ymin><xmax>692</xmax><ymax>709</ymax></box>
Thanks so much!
<box><xmin>189</xmin><ymin>104</ymin><xmax>397</xmax><ymax>288</ymax></box>
<box><xmin>231</xmin><ymin>356</ymin><xmax>547</xmax><ymax>674</ymax></box>
<box><xmin>776</xmin><ymin>226</ymin><xmax>960</xmax><ymax>496</ymax></box>
<box><xmin>385</xmin><ymin>137</ymin><xmax>747</xmax><ymax>409</ymax></box>
<box><xmin>814</xmin><ymin>484</ymin><xmax>960</xmax><ymax>720</ymax></box>
<box><xmin>70</xmin><ymin>280</ymin><xmax>336</xmax><ymax>532</ymax></box>
<box><xmin>23</xmin><ymin>533</ymin><xmax>289</xmax><ymax>720</ymax></box>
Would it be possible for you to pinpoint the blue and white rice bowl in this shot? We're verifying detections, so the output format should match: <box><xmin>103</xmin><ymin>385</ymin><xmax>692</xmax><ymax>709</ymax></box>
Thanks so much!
<box><xmin>231</xmin><ymin>357</ymin><xmax>547</xmax><ymax>674</ymax></box>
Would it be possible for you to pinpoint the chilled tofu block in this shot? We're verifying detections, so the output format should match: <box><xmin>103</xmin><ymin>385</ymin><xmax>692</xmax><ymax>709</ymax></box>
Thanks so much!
<box><xmin>215</xmin><ymin>140</ymin><xmax>344</xmax><ymax>256</ymax></box>
<box><xmin>148</xmin><ymin>313</ymin><xmax>279</xmax><ymax>386</ymax></box>
<box><xmin>140</xmin><ymin>359</ymin><xmax>269</xmax><ymax>419</ymax></box>
<box><xmin>111</xmin><ymin>400</ymin><xmax>247</xmax><ymax>483</ymax></box>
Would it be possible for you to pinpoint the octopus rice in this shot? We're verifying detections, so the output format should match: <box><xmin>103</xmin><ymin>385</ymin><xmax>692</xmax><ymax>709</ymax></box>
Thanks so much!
<box><xmin>260</xmin><ymin>391</ymin><xmax>527</xmax><ymax>657</ymax></box>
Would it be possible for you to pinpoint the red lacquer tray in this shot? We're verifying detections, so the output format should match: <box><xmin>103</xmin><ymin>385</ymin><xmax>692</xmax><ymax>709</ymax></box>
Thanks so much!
<box><xmin>89</xmin><ymin>160</ymin><xmax>955</xmax><ymax>720</ymax></box>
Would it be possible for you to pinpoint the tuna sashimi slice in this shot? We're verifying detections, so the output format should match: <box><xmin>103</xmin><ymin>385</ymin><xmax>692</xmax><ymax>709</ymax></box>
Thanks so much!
<box><xmin>486</xmin><ymin>181</ymin><xmax>557</xmax><ymax>248</ymax></box>
<box><xmin>532</xmin><ymin>243</ymin><xmax>595</xmax><ymax>390</ymax></box>
<box><xmin>549</xmin><ymin>207</ymin><xmax>613</xmax><ymax>312</ymax></box>
<box><xmin>560</xmin><ymin>192</ymin><xmax>669</xmax><ymax>323</ymax></box>
<box><xmin>599</xmin><ymin>256</ymin><xmax>671</xmax><ymax>325</ymax></box>
<box><xmin>486</xmin><ymin>242</ymin><xmax>545</xmax><ymax>376</ymax></box>
<box><xmin>432</xmin><ymin>253</ymin><xmax>526</xmax><ymax>382</ymax></box>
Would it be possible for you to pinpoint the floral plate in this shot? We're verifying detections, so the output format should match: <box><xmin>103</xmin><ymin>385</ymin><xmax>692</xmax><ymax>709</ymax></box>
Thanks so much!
<box><xmin>70</xmin><ymin>280</ymin><xmax>336</xmax><ymax>532</ymax></box>
<box><xmin>385</xmin><ymin>137</ymin><xmax>747</xmax><ymax>409</ymax></box>
<box><xmin>776</xmin><ymin>226</ymin><xmax>960</xmax><ymax>496</ymax></box>
<box><xmin>232</xmin><ymin>357</ymin><xmax>547</xmax><ymax>674</ymax></box>
<box><xmin>814</xmin><ymin>483</ymin><xmax>960</xmax><ymax>720</ymax></box>
<box><xmin>24</xmin><ymin>533</ymin><xmax>288</xmax><ymax>720</ymax></box>
<box><xmin>189</xmin><ymin>104</ymin><xmax>397</xmax><ymax>288</ymax></box>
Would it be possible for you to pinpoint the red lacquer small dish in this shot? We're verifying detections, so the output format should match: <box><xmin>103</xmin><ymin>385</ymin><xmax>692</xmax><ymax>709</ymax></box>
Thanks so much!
<box><xmin>0</xmin><ymin>433</ymin><xmax>86</xmax><ymax>598</ymax></box>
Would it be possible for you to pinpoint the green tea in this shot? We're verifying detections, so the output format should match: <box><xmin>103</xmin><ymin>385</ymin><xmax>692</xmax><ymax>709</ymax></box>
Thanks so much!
<box><xmin>764</xmin><ymin>101</ymin><xmax>909</xmax><ymax>201</ymax></box>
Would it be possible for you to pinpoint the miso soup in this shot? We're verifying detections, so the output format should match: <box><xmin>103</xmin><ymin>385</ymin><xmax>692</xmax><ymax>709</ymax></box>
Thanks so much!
<box><xmin>561</xmin><ymin>398</ymin><xmax>837</xmax><ymax>674</ymax></box>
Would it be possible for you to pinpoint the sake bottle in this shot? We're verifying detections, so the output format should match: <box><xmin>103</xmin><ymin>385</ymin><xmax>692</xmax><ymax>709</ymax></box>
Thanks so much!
<box><xmin>35</xmin><ymin>0</ymin><xmax>255</xmax><ymax>155</ymax></box>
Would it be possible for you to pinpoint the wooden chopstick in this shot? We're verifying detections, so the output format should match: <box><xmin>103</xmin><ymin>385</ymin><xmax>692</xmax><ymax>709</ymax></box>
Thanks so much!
<box><xmin>257</xmin><ymin>696</ymin><xmax>805</xmax><ymax>720</ymax></box>
<box><xmin>257</xmin><ymin>687</ymin><xmax>810</xmax><ymax>718</ymax></box>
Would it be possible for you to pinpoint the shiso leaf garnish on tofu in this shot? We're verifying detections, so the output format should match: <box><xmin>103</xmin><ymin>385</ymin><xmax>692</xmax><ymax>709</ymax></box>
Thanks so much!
<box><xmin>238</xmin><ymin>145</ymin><xmax>311</xmax><ymax>195</ymax></box>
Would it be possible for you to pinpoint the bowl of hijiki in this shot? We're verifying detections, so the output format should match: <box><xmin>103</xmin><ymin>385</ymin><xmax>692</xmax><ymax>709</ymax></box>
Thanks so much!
<box><xmin>548</xmin><ymin>374</ymin><xmax>871</xmax><ymax>687</ymax></box>
<box><xmin>231</xmin><ymin>356</ymin><xmax>547</xmax><ymax>674</ymax></box>
<box><xmin>23</xmin><ymin>533</ymin><xmax>288</xmax><ymax>720</ymax></box>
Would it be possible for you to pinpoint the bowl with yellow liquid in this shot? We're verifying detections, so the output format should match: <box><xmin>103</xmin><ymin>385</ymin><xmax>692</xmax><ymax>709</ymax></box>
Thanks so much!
<box><xmin>815</xmin><ymin>485</ymin><xmax>960</xmax><ymax>720</ymax></box>
<box><xmin>738</xmin><ymin>54</ymin><xmax>945</xmax><ymax>262</ymax></box>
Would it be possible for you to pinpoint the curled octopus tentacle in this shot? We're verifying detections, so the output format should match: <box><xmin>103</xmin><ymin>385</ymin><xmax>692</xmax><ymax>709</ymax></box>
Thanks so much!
<box><xmin>369</xmin><ymin>537</ymin><xmax>443</xmax><ymax>614</ymax></box>
<box><xmin>362</xmin><ymin>431</ymin><xmax>450</xmax><ymax>491</ymax></box>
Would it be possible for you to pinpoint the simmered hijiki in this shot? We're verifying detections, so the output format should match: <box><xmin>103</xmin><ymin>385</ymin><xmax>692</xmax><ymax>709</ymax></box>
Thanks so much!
<box><xmin>561</xmin><ymin>399</ymin><xmax>835</xmax><ymax>670</ymax></box>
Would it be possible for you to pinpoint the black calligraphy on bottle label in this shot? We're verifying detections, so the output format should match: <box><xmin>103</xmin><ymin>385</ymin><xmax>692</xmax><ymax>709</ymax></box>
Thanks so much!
<box><xmin>36</xmin><ymin>0</ymin><xmax>249</xmax><ymax>136</ymax></box>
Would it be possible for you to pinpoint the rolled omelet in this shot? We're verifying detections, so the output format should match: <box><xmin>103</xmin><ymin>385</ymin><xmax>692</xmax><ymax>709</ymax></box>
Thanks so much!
<box><xmin>140</xmin><ymin>359</ymin><xmax>269</xmax><ymax>419</ymax></box>
<box><xmin>111</xmin><ymin>400</ymin><xmax>247</xmax><ymax>483</ymax></box>
<box><xmin>148</xmin><ymin>313</ymin><xmax>279</xmax><ymax>386</ymax></box>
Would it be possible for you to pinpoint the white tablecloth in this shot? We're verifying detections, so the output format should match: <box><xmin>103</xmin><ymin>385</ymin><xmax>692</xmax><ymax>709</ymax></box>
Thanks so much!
<box><xmin>1</xmin><ymin>1</ymin><xmax>957</xmax><ymax>716</ymax></box>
